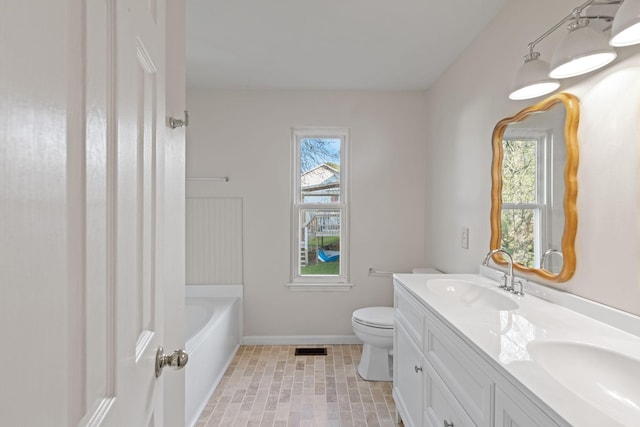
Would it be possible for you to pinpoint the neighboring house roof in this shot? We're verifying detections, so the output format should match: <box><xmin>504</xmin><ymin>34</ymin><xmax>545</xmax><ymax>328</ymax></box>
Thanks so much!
<box><xmin>301</xmin><ymin>163</ymin><xmax>340</xmax><ymax>192</ymax></box>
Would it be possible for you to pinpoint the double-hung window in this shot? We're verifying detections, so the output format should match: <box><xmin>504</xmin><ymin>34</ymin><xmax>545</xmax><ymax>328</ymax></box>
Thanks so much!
<box><xmin>290</xmin><ymin>128</ymin><xmax>350</xmax><ymax>288</ymax></box>
<box><xmin>500</xmin><ymin>129</ymin><xmax>550</xmax><ymax>268</ymax></box>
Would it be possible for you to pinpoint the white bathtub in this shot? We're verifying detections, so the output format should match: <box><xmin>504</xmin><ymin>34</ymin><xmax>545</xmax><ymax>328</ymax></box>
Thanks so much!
<box><xmin>185</xmin><ymin>285</ymin><xmax>242</xmax><ymax>427</ymax></box>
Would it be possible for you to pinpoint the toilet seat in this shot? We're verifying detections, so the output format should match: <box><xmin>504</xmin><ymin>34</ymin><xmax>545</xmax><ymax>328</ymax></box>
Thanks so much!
<box><xmin>352</xmin><ymin>307</ymin><xmax>394</xmax><ymax>329</ymax></box>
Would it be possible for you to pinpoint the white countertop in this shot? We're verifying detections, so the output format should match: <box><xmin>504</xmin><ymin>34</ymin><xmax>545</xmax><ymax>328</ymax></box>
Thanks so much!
<box><xmin>393</xmin><ymin>272</ymin><xmax>640</xmax><ymax>427</ymax></box>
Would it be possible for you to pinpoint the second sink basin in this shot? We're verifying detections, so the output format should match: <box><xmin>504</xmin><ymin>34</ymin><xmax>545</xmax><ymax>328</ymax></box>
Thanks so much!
<box><xmin>425</xmin><ymin>279</ymin><xmax>519</xmax><ymax>311</ymax></box>
<box><xmin>528</xmin><ymin>340</ymin><xmax>640</xmax><ymax>426</ymax></box>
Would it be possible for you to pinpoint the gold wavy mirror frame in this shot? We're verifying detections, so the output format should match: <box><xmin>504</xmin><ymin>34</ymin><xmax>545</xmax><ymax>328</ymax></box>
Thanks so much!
<box><xmin>490</xmin><ymin>92</ymin><xmax>579</xmax><ymax>282</ymax></box>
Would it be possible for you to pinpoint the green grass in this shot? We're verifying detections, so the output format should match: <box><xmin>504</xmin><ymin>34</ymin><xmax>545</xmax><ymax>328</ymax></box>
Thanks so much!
<box><xmin>301</xmin><ymin>261</ymin><xmax>339</xmax><ymax>275</ymax></box>
<box><xmin>308</xmin><ymin>236</ymin><xmax>340</xmax><ymax>248</ymax></box>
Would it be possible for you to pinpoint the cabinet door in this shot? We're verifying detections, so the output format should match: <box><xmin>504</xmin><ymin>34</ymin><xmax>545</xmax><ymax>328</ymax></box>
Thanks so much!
<box><xmin>394</xmin><ymin>322</ymin><xmax>424</xmax><ymax>427</ymax></box>
<box><xmin>495</xmin><ymin>387</ymin><xmax>559</xmax><ymax>427</ymax></box>
<box><xmin>424</xmin><ymin>361</ymin><xmax>476</xmax><ymax>427</ymax></box>
<box><xmin>425</xmin><ymin>309</ymin><xmax>492</xmax><ymax>426</ymax></box>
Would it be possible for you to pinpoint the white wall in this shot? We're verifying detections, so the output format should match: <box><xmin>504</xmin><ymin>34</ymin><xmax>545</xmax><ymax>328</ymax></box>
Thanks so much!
<box><xmin>424</xmin><ymin>0</ymin><xmax>640</xmax><ymax>316</ymax></box>
<box><xmin>186</xmin><ymin>90</ymin><xmax>427</xmax><ymax>338</ymax></box>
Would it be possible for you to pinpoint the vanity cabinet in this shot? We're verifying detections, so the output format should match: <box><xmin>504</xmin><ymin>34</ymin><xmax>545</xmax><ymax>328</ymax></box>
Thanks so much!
<box><xmin>394</xmin><ymin>321</ymin><xmax>425</xmax><ymax>427</ymax></box>
<box><xmin>423</xmin><ymin>360</ymin><xmax>475</xmax><ymax>427</ymax></box>
<box><xmin>393</xmin><ymin>282</ymin><xmax>561</xmax><ymax>427</ymax></box>
<box><xmin>424</xmin><ymin>308</ymin><xmax>492</xmax><ymax>426</ymax></box>
<box><xmin>494</xmin><ymin>383</ymin><xmax>558</xmax><ymax>427</ymax></box>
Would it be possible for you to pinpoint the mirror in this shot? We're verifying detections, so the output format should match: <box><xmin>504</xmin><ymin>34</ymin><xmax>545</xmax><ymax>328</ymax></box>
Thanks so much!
<box><xmin>490</xmin><ymin>93</ymin><xmax>579</xmax><ymax>282</ymax></box>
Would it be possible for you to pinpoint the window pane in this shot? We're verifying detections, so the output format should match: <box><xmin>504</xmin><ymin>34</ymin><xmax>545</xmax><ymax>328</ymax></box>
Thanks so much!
<box><xmin>300</xmin><ymin>138</ymin><xmax>341</xmax><ymax>203</ymax></box>
<box><xmin>502</xmin><ymin>139</ymin><xmax>537</xmax><ymax>203</ymax></box>
<box><xmin>501</xmin><ymin>208</ymin><xmax>537</xmax><ymax>268</ymax></box>
<box><xmin>299</xmin><ymin>209</ymin><xmax>340</xmax><ymax>276</ymax></box>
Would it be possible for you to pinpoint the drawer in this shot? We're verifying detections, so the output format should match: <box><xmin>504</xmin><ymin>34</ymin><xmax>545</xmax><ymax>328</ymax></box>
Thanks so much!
<box><xmin>394</xmin><ymin>285</ymin><xmax>426</xmax><ymax>347</ymax></box>
<box><xmin>424</xmin><ymin>360</ymin><xmax>475</xmax><ymax>427</ymax></box>
<box><xmin>424</xmin><ymin>310</ymin><xmax>492</xmax><ymax>426</ymax></box>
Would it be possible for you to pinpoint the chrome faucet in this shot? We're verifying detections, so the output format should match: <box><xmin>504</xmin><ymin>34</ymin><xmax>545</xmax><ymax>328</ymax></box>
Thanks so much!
<box><xmin>482</xmin><ymin>248</ymin><xmax>515</xmax><ymax>291</ymax></box>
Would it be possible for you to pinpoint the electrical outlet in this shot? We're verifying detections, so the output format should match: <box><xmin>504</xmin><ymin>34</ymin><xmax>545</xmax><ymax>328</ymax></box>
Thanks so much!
<box><xmin>461</xmin><ymin>227</ymin><xmax>469</xmax><ymax>249</ymax></box>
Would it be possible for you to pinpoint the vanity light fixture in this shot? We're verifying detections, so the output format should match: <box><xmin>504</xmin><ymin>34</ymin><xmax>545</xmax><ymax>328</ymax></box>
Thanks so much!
<box><xmin>509</xmin><ymin>50</ymin><xmax>560</xmax><ymax>100</ymax></box>
<box><xmin>509</xmin><ymin>0</ymin><xmax>640</xmax><ymax>100</ymax></box>
<box><xmin>549</xmin><ymin>15</ymin><xmax>617</xmax><ymax>78</ymax></box>
<box><xmin>610</xmin><ymin>0</ymin><xmax>640</xmax><ymax>46</ymax></box>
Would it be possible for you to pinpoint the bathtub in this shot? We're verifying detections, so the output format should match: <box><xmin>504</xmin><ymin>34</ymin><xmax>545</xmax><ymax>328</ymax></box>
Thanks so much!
<box><xmin>185</xmin><ymin>285</ymin><xmax>242</xmax><ymax>427</ymax></box>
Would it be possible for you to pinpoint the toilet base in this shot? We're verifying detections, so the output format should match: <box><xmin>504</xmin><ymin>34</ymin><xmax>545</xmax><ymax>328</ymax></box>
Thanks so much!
<box><xmin>357</xmin><ymin>343</ymin><xmax>392</xmax><ymax>381</ymax></box>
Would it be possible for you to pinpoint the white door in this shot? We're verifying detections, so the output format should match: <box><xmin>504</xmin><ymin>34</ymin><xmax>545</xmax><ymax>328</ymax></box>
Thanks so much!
<box><xmin>0</xmin><ymin>0</ymin><xmax>186</xmax><ymax>425</ymax></box>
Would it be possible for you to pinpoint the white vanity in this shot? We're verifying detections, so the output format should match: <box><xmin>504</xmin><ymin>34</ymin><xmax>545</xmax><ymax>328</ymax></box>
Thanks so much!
<box><xmin>392</xmin><ymin>270</ymin><xmax>640</xmax><ymax>427</ymax></box>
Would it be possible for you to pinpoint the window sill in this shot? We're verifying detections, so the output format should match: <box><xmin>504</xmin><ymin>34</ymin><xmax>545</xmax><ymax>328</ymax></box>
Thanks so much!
<box><xmin>287</xmin><ymin>283</ymin><xmax>354</xmax><ymax>292</ymax></box>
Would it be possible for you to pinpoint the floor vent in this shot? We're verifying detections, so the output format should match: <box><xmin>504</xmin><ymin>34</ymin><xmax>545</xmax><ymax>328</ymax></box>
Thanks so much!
<box><xmin>295</xmin><ymin>347</ymin><xmax>327</xmax><ymax>356</ymax></box>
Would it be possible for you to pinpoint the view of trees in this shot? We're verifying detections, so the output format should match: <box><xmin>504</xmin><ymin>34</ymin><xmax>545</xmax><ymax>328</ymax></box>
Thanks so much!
<box><xmin>300</xmin><ymin>138</ymin><xmax>340</xmax><ymax>173</ymax></box>
<box><xmin>501</xmin><ymin>139</ymin><xmax>538</xmax><ymax>268</ymax></box>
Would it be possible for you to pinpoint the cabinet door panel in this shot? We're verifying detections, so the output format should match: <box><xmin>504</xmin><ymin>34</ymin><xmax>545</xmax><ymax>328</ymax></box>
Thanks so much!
<box><xmin>495</xmin><ymin>387</ymin><xmax>559</xmax><ymax>427</ymax></box>
<box><xmin>424</xmin><ymin>361</ymin><xmax>475</xmax><ymax>427</ymax></box>
<box><xmin>425</xmin><ymin>309</ymin><xmax>492</xmax><ymax>426</ymax></box>
<box><xmin>394</xmin><ymin>322</ymin><xmax>424</xmax><ymax>427</ymax></box>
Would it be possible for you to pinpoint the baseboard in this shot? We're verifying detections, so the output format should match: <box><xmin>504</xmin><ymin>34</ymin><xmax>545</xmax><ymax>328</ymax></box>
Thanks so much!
<box><xmin>242</xmin><ymin>335</ymin><xmax>361</xmax><ymax>345</ymax></box>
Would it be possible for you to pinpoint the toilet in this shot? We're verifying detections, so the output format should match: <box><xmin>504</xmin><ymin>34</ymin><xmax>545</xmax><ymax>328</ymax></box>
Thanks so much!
<box><xmin>352</xmin><ymin>306</ymin><xmax>394</xmax><ymax>381</ymax></box>
<box><xmin>352</xmin><ymin>269</ymin><xmax>441</xmax><ymax>381</ymax></box>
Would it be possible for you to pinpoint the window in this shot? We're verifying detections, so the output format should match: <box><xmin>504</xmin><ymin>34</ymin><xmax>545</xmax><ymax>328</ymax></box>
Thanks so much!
<box><xmin>290</xmin><ymin>128</ymin><xmax>350</xmax><ymax>288</ymax></box>
<box><xmin>501</xmin><ymin>129</ymin><xmax>550</xmax><ymax>268</ymax></box>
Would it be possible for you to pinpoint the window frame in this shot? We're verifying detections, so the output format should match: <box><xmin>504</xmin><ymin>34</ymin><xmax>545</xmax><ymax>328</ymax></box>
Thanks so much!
<box><xmin>501</xmin><ymin>128</ymin><xmax>550</xmax><ymax>268</ymax></box>
<box><xmin>289</xmin><ymin>127</ymin><xmax>351</xmax><ymax>290</ymax></box>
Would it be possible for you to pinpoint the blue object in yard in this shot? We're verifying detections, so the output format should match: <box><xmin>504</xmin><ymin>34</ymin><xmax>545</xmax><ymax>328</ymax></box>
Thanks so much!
<box><xmin>318</xmin><ymin>248</ymin><xmax>339</xmax><ymax>262</ymax></box>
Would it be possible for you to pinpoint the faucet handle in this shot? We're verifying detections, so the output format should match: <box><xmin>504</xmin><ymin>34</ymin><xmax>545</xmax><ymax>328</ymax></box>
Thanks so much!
<box><xmin>498</xmin><ymin>274</ymin><xmax>508</xmax><ymax>289</ymax></box>
<box><xmin>512</xmin><ymin>279</ymin><xmax>525</xmax><ymax>296</ymax></box>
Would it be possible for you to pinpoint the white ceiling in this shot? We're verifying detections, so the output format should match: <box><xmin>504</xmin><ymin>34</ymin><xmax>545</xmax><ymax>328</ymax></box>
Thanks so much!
<box><xmin>186</xmin><ymin>0</ymin><xmax>509</xmax><ymax>90</ymax></box>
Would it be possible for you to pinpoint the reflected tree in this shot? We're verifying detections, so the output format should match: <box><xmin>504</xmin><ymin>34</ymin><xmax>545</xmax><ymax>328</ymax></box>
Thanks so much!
<box><xmin>501</xmin><ymin>139</ymin><xmax>537</xmax><ymax>267</ymax></box>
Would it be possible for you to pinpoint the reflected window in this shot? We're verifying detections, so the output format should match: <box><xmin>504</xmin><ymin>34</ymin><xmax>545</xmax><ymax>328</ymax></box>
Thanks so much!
<box><xmin>501</xmin><ymin>131</ymin><xmax>548</xmax><ymax>268</ymax></box>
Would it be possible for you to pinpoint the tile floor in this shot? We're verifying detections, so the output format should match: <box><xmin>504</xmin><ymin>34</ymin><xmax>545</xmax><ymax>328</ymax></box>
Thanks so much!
<box><xmin>195</xmin><ymin>344</ymin><xmax>402</xmax><ymax>427</ymax></box>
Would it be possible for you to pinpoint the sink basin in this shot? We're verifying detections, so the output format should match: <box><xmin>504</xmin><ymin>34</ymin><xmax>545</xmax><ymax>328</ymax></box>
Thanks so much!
<box><xmin>528</xmin><ymin>341</ymin><xmax>640</xmax><ymax>426</ymax></box>
<box><xmin>425</xmin><ymin>279</ymin><xmax>518</xmax><ymax>311</ymax></box>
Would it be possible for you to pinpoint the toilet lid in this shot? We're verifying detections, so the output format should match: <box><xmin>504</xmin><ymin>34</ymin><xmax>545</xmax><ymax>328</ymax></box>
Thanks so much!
<box><xmin>352</xmin><ymin>307</ymin><xmax>394</xmax><ymax>329</ymax></box>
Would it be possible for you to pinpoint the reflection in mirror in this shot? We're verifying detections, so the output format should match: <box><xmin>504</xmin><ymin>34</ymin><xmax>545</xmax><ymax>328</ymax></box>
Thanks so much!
<box><xmin>490</xmin><ymin>93</ymin><xmax>579</xmax><ymax>282</ymax></box>
<box><xmin>501</xmin><ymin>107</ymin><xmax>565</xmax><ymax>272</ymax></box>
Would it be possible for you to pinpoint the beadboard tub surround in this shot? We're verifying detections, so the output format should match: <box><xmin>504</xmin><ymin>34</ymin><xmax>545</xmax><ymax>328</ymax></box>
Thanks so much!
<box><xmin>186</xmin><ymin>197</ymin><xmax>243</xmax><ymax>286</ymax></box>
<box><xmin>393</xmin><ymin>272</ymin><xmax>640</xmax><ymax>427</ymax></box>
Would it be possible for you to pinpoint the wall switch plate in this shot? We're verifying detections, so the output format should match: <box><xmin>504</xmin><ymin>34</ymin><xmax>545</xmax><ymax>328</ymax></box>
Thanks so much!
<box><xmin>461</xmin><ymin>227</ymin><xmax>469</xmax><ymax>249</ymax></box>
